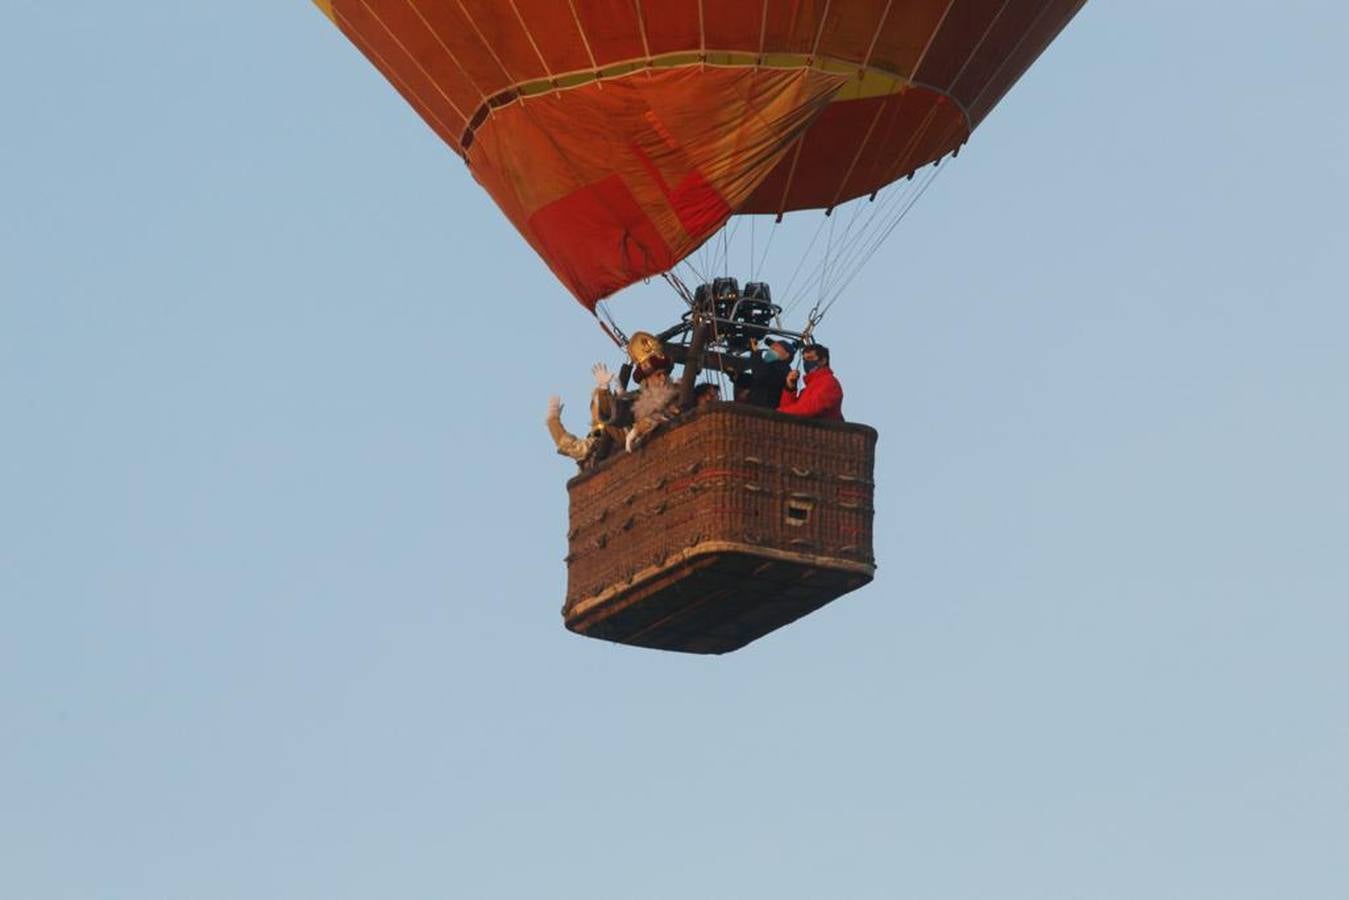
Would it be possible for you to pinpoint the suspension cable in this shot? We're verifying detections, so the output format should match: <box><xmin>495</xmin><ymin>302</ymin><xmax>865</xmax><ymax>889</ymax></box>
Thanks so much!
<box><xmin>594</xmin><ymin>301</ymin><xmax>628</xmax><ymax>349</ymax></box>
<box><xmin>781</xmin><ymin>180</ymin><xmax>915</xmax><ymax>320</ymax></box>
<box><xmin>620</xmin><ymin>150</ymin><xmax>953</xmax><ymax>348</ymax></box>
<box><xmin>797</xmin><ymin>163</ymin><xmax>931</xmax><ymax>318</ymax></box>
<box><xmin>776</xmin><ymin>212</ymin><xmax>831</xmax><ymax>312</ymax></box>
<box><xmin>679</xmin><ymin>256</ymin><xmax>706</xmax><ymax>288</ymax></box>
<box><xmin>661</xmin><ymin>270</ymin><xmax>697</xmax><ymax>307</ymax></box>
<box><xmin>810</xmin><ymin>159</ymin><xmax>948</xmax><ymax>330</ymax></box>
<box><xmin>816</xmin><ymin>207</ymin><xmax>839</xmax><ymax>308</ymax></box>
<box><xmin>820</xmin><ymin>165</ymin><xmax>938</xmax><ymax>310</ymax></box>
<box><xmin>753</xmin><ymin>214</ymin><xmax>778</xmax><ymax>282</ymax></box>
<box><xmin>816</xmin><ymin>170</ymin><xmax>925</xmax><ymax>298</ymax></box>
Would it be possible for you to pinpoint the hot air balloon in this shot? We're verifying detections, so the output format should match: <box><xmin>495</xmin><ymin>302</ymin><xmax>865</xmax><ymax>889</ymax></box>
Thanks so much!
<box><xmin>312</xmin><ymin>0</ymin><xmax>1087</xmax><ymax>653</ymax></box>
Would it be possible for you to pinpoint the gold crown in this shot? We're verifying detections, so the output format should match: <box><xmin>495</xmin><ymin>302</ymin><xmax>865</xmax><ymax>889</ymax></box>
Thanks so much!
<box><xmin>626</xmin><ymin>332</ymin><xmax>663</xmax><ymax>365</ymax></box>
<box><xmin>626</xmin><ymin>331</ymin><xmax>671</xmax><ymax>382</ymax></box>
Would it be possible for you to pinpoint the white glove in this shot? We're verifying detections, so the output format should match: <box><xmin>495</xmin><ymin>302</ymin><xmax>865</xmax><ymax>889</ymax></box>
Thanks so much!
<box><xmin>592</xmin><ymin>362</ymin><xmax>614</xmax><ymax>390</ymax></box>
<box><xmin>547</xmin><ymin>395</ymin><xmax>563</xmax><ymax>420</ymax></box>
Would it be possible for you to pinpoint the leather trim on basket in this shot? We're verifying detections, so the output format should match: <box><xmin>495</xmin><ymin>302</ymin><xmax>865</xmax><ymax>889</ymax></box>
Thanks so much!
<box><xmin>566</xmin><ymin>539</ymin><xmax>876</xmax><ymax>621</ymax></box>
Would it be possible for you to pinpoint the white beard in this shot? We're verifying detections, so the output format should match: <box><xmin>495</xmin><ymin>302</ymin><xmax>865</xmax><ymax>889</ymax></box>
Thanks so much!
<box><xmin>632</xmin><ymin>379</ymin><xmax>677</xmax><ymax>419</ymax></box>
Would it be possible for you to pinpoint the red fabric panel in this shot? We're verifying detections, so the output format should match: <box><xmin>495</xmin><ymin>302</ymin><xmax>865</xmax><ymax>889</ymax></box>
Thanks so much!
<box><xmin>629</xmin><ymin>142</ymin><xmax>733</xmax><ymax>238</ymax></box>
<box><xmin>740</xmin><ymin>87</ymin><xmax>966</xmax><ymax>213</ymax></box>
<box><xmin>762</xmin><ymin>0</ymin><xmax>827</xmax><ymax>55</ymax></box>
<box><xmin>702</xmin><ymin>4</ymin><xmax>763</xmax><ymax>50</ymax></box>
<box><xmin>466</xmin><ymin>66</ymin><xmax>847</xmax><ymax>305</ymax></box>
<box><xmin>916</xmin><ymin>0</ymin><xmax>1026</xmax><ymax>90</ymax></box>
<box><xmin>528</xmin><ymin>174</ymin><xmax>676</xmax><ymax>301</ymax></box>
<box><xmin>641</xmin><ymin>0</ymin><xmax>703</xmax><ymax>56</ymax></box>
<box><xmin>964</xmin><ymin>0</ymin><xmax>1088</xmax><ymax>125</ymax></box>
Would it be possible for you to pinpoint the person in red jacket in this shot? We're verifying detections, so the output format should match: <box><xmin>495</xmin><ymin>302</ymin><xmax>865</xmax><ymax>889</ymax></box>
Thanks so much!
<box><xmin>779</xmin><ymin>344</ymin><xmax>843</xmax><ymax>420</ymax></box>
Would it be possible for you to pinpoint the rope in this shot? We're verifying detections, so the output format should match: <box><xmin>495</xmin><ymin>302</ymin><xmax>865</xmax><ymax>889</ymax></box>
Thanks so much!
<box><xmin>821</xmin><ymin>171</ymin><xmax>924</xmax><ymax>289</ymax></box>
<box><xmin>836</xmin><ymin>161</ymin><xmax>946</xmax><ymax>298</ymax></box>
<box><xmin>678</xmin><ymin>256</ymin><xmax>706</xmax><ymax>288</ymax></box>
<box><xmin>776</xmin><ymin>212</ymin><xmax>831</xmax><ymax>314</ymax></box>
<box><xmin>753</xmin><ymin>215</ymin><xmax>778</xmax><ymax>283</ymax></box>
<box><xmin>611</xmin><ymin>151</ymin><xmax>954</xmax><ymax>349</ymax></box>
<box><xmin>816</xmin><ymin>208</ymin><xmax>839</xmax><ymax>308</ymax></box>
<box><xmin>594</xmin><ymin>303</ymin><xmax>628</xmax><ymax>349</ymax></box>
<box><xmin>795</xmin><ymin>161</ymin><xmax>931</xmax><ymax>316</ymax></box>
<box><xmin>811</xmin><ymin>159</ymin><xmax>948</xmax><ymax>329</ymax></box>
<box><xmin>661</xmin><ymin>270</ymin><xmax>696</xmax><ymax>307</ymax></box>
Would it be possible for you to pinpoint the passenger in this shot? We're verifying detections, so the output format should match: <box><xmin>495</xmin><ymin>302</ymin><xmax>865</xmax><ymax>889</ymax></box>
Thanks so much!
<box><xmin>693</xmin><ymin>382</ymin><xmax>721</xmax><ymax>408</ymax></box>
<box><xmin>779</xmin><ymin>343</ymin><xmax>844</xmax><ymax>420</ymax></box>
<box><xmin>732</xmin><ymin>369</ymin><xmax>754</xmax><ymax>404</ymax></box>
<box><xmin>744</xmin><ymin>337</ymin><xmax>795</xmax><ymax>409</ymax></box>
<box><xmin>546</xmin><ymin>362</ymin><xmax>626</xmax><ymax>469</ymax></box>
<box><xmin>624</xmin><ymin>332</ymin><xmax>679</xmax><ymax>451</ymax></box>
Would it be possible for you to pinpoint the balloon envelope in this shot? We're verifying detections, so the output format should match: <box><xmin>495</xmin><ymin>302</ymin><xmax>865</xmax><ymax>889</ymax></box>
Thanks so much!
<box><xmin>314</xmin><ymin>0</ymin><xmax>1086</xmax><ymax>306</ymax></box>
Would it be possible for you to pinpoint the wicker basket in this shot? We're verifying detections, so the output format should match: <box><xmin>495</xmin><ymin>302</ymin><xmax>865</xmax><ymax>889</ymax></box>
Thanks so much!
<box><xmin>563</xmin><ymin>402</ymin><xmax>877</xmax><ymax>654</ymax></box>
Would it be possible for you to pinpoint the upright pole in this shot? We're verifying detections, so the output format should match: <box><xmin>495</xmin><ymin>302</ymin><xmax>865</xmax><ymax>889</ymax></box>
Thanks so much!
<box><xmin>678</xmin><ymin>318</ymin><xmax>711</xmax><ymax>410</ymax></box>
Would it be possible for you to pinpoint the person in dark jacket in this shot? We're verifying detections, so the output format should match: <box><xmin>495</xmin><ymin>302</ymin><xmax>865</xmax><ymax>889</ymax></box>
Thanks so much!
<box><xmin>733</xmin><ymin>369</ymin><xmax>754</xmax><ymax>403</ymax></box>
<box><xmin>744</xmin><ymin>337</ymin><xmax>795</xmax><ymax>409</ymax></box>
<box><xmin>779</xmin><ymin>343</ymin><xmax>843</xmax><ymax>420</ymax></box>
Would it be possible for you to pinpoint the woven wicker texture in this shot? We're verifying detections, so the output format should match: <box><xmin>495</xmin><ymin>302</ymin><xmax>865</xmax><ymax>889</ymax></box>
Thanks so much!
<box><xmin>563</xmin><ymin>403</ymin><xmax>877</xmax><ymax>653</ymax></box>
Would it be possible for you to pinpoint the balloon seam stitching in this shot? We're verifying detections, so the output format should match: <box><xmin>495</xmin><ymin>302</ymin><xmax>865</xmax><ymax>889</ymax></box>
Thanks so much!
<box><xmin>337</xmin><ymin>3</ymin><xmax>469</xmax><ymax>137</ymax></box>
<box><xmin>632</xmin><ymin>0</ymin><xmax>652</xmax><ymax>66</ymax></box>
<box><xmin>507</xmin><ymin>0</ymin><xmax>556</xmax><ymax>85</ymax></box>
<box><xmin>454</xmin><ymin>53</ymin><xmax>974</xmax><ymax>155</ymax></box>
<box><xmin>965</xmin><ymin>0</ymin><xmax>1066</xmax><ymax>116</ymax></box>
<box><xmin>398</xmin><ymin>0</ymin><xmax>489</xmax><ymax>114</ymax></box>
<box><xmin>860</xmin><ymin>0</ymin><xmax>895</xmax><ymax>72</ymax></box>
<box><xmin>453</xmin><ymin>0</ymin><xmax>519</xmax><ymax>85</ymax></box>
<box><xmin>908</xmin><ymin>0</ymin><xmax>960</xmax><ymax>85</ymax></box>
<box><xmin>565</xmin><ymin>0</ymin><xmax>600</xmax><ymax>72</ymax></box>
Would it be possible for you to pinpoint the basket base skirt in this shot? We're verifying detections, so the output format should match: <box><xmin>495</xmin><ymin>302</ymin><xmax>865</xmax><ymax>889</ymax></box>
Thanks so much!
<box><xmin>565</xmin><ymin>541</ymin><xmax>874</xmax><ymax>654</ymax></box>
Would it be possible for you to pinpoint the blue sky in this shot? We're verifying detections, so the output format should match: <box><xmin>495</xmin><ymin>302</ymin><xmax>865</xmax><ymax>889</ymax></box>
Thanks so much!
<box><xmin>3</xmin><ymin>2</ymin><xmax>1347</xmax><ymax>897</ymax></box>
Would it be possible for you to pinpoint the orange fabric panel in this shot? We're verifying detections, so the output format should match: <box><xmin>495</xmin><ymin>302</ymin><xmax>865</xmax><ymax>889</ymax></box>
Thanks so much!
<box><xmin>455</xmin><ymin>0</ymin><xmax>550</xmax><ymax>84</ymax></box>
<box><xmin>331</xmin><ymin>0</ymin><xmax>474</xmax><ymax>139</ymax></box>
<box><xmin>859</xmin><ymin>0</ymin><xmax>953</xmax><ymax>81</ymax></box>
<box><xmin>505</xmin><ymin>4</ymin><xmax>593</xmax><ymax>75</ymax></box>
<box><xmin>468</xmin><ymin>67</ymin><xmax>847</xmax><ymax>305</ymax></box>
<box><xmin>566</xmin><ymin>0</ymin><xmax>647</xmax><ymax>66</ymax></box>
<box><xmin>319</xmin><ymin>0</ymin><xmax>1088</xmax><ymax>301</ymax></box>
<box><xmin>395</xmin><ymin>2</ymin><xmax>509</xmax><ymax>104</ymax></box>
